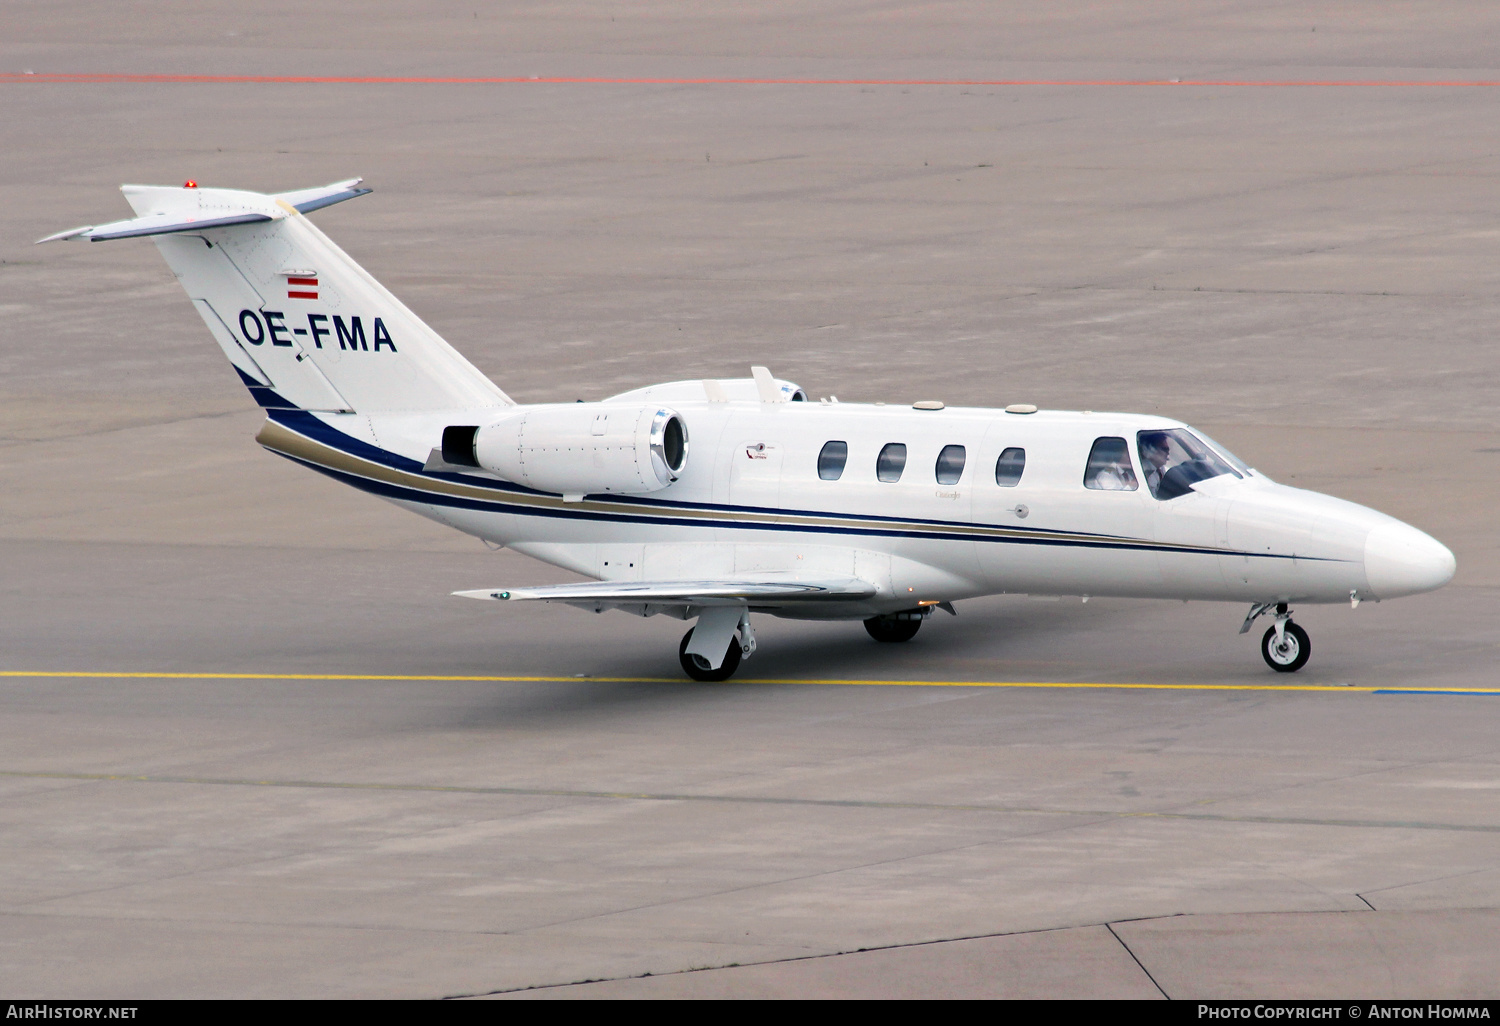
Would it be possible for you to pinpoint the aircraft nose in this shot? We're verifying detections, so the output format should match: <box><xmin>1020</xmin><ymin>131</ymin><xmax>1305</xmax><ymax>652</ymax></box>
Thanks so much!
<box><xmin>1364</xmin><ymin>522</ymin><xmax>1456</xmax><ymax>599</ymax></box>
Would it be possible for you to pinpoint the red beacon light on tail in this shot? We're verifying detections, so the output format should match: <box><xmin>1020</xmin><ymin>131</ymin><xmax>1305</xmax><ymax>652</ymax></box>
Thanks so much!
<box><xmin>183</xmin><ymin>180</ymin><xmax>198</xmax><ymax>189</ymax></box>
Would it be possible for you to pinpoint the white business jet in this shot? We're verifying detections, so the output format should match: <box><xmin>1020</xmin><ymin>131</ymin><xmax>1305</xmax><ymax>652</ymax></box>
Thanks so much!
<box><xmin>41</xmin><ymin>181</ymin><xmax>1456</xmax><ymax>680</ymax></box>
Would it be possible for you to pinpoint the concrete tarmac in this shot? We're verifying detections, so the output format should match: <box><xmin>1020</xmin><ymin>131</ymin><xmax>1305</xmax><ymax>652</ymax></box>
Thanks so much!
<box><xmin>1</xmin><ymin>2</ymin><xmax>1497</xmax><ymax>999</ymax></box>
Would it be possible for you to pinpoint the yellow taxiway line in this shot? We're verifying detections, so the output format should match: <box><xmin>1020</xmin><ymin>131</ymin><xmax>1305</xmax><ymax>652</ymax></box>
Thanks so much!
<box><xmin>2</xmin><ymin>670</ymin><xmax>1497</xmax><ymax>694</ymax></box>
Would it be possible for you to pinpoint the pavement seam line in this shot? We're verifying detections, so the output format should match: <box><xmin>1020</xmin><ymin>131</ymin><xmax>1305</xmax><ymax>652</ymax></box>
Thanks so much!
<box><xmin>1106</xmin><ymin>921</ymin><xmax>1171</xmax><ymax>1000</ymax></box>
<box><xmin>448</xmin><ymin>920</ymin><xmax>1143</xmax><ymax>998</ymax></box>
<box><xmin>1356</xmin><ymin>864</ymin><xmax>1500</xmax><ymax>901</ymax></box>
<box><xmin>3</xmin><ymin>769</ymin><xmax>1495</xmax><ymax>833</ymax></box>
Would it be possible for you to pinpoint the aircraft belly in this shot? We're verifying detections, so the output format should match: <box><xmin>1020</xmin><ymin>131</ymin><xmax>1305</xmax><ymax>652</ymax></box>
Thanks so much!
<box><xmin>888</xmin><ymin>543</ymin><xmax>984</xmax><ymax>602</ymax></box>
<box><xmin>768</xmin><ymin>602</ymin><xmax>893</xmax><ymax>621</ymax></box>
<box><xmin>853</xmin><ymin>548</ymin><xmax>891</xmax><ymax>597</ymax></box>
<box><xmin>650</xmin><ymin>544</ymin><xmax>735</xmax><ymax>580</ymax></box>
<box><xmin>388</xmin><ymin>498</ymin><xmax>518</xmax><ymax>548</ymax></box>
<box><xmin>1154</xmin><ymin>492</ymin><xmax>1233</xmax><ymax>599</ymax></box>
<box><xmin>596</xmin><ymin>544</ymin><xmax>645</xmax><ymax>581</ymax></box>
<box><xmin>1035</xmin><ymin>549</ymin><xmax>1164</xmax><ymax>597</ymax></box>
<box><xmin>987</xmin><ymin>493</ymin><xmax>1163</xmax><ymax>598</ymax></box>
<box><xmin>1223</xmin><ymin>497</ymin><xmax>1370</xmax><ymax>601</ymax></box>
<box><xmin>735</xmin><ymin>544</ymin><xmax>857</xmax><ymax>577</ymax></box>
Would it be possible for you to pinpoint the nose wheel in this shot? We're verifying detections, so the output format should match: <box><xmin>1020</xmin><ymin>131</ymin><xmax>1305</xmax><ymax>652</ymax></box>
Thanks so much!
<box><xmin>1242</xmin><ymin>602</ymin><xmax>1312</xmax><ymax>673</ymax></box>
<box><xmin>1261</xmin><ymin>619</ymin><xmax>1311</xmax><ymax>673</ymax></box>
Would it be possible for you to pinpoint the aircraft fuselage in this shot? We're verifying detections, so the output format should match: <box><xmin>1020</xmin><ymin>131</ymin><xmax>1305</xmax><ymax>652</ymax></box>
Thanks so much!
<box><xmin>325</xmin><ymin>397</ymin><xmax>1453</xmax><ymax>620</ymax></box>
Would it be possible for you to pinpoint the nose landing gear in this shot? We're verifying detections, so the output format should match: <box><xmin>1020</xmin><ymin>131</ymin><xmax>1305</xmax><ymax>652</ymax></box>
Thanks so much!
<box><xmin>1261</xmin><ymin>618</ymin><xmax>1311</xmax><ymax>672</ymax></box>
<box><xmin>1243</xmin><ymin>601</ymin><xmax>1311</xmax><ymax>673</ymax></box>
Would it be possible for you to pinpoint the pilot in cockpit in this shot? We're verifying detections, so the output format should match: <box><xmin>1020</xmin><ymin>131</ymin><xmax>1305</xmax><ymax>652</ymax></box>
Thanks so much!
<box><xmin>1137</xmin><ymin>428</ymin><xmax>1245</xmax><ymax>499</ymax></box>
<box><xmin>1140</xmin><ymin>431</ymin><xmax>1173</xmax><ymax>497</ymax></box>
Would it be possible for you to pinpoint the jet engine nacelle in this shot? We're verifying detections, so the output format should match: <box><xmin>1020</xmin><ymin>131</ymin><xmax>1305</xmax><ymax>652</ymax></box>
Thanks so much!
<box><xmin>470</xmin><ymin>403</ymin><xmax>688</xmax><ymax>495</ymax></box>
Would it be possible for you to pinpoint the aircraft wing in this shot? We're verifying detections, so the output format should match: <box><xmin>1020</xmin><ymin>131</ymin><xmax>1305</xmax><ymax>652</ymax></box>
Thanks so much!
<box><xmin>454</xmin><ymin>574</ymin><xmax>876</xmax><ymax>609</ymax></box>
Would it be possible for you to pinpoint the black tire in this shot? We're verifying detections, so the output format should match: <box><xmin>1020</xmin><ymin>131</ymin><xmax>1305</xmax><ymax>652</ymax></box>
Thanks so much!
<box><xmin>864</xmin><ymin>615</ymin><xmax>922</xmax><ymax>643</ymax></box>
<box><xmin>678</xmin><ymin>627</ymin><xmax>742</xmax><ymax>682</ymax></box>
<box><xmin>1261</xmin><ymin>621</ymin><xmax>1311</xmax><ymax>673</ymax></box>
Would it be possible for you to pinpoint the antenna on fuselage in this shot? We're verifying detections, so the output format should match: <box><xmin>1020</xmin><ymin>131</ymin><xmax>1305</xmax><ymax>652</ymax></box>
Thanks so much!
<box><xmin>751</xmin><ymin>366</ymin><xmax>785</xmax><ymax>404</ymax></box>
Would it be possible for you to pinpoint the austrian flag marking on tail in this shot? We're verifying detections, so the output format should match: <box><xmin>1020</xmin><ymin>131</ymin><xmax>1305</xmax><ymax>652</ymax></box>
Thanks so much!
<box><xmin>287</xmin><ymin>276</ymin><xmax>319</xmax><ymax>300</ymax></box>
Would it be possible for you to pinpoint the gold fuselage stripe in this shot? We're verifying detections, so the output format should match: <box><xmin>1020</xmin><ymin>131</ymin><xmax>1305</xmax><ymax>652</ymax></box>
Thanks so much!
<box><xmin>255</xmin><ymin>417</ymin><xmax>1238</xmax><ymax>555</ymax></box>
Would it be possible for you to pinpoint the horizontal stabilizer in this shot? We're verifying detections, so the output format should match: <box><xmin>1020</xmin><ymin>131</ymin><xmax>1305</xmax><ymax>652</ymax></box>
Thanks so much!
<box><xmin>35</xmin><ymin>178</ymin><xmax>373</xmax><ymax>244</ymax></box>
<box><xmin>455</xmin><ymin>574</ymin><xmax>877</xmax><ymax>607</ymax></box>
<box><xmin>274</xmin><ymin>178</ymin><xmax>373</xmax><ymax>214</ymax></box>
<box><xmin>38</xmin><ymin>210</ymin><xmax>273</xmax><ymax>244</ymax></box>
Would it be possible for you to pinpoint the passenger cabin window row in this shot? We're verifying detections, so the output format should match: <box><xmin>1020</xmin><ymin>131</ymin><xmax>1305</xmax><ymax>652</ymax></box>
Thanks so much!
<box><xmin>814</xmin><ymin>431</ymin><xmax>1246</xmax><ymax>497</ymax></box>
<box><xmin>815</xmin><ymin>440</ymin><xmax>1027</xmax><ymax>487</ymax></box>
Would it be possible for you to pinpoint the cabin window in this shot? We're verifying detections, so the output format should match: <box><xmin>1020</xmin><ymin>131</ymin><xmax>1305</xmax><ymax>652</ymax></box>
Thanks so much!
<box><xmin>994</xmin><ymin>447</ymin><xmax>1025</xmax><ymax>487</ymax></box>
<box><xmin>934</xmin><ymin>444</ymin><xmax>966</xmax><ymax>485</ymax></box>
<box><xmin>1084</xmin><ymin>437</ymin><xmax>1138</xmax><ymax>491</ymax></box>
<box><xmin>876</xmin><ymin>443</ymin><xmax>907</xmax><ymax>483</ymax></box>
<box><xmin>1137</xmin><ymin>428</ymin><xmax>1241</xmax><ymax>500</ymax></box>
<box><xmin>817</xmin><ymin>440</ymin><xmax>848</xmax><ymax>481</ymax></box>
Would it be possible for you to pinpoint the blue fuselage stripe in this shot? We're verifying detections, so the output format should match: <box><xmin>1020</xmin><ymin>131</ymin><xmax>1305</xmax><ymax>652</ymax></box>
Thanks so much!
<box><xmin>271</xmin><ymin>440</ymin><xmax>1307</xmax><ymax>559</ymax></box>
<box><xmin>264</xmin><ymin>412</ymin><xmax>1349</xmax><ymax>563</ymax></box>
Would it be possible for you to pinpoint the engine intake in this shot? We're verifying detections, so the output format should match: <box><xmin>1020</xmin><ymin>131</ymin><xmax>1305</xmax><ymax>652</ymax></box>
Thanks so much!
<box><xmin>471</xmin><ymin>403</ymin><xmax>688</xmax><ymax>495</ymax></box>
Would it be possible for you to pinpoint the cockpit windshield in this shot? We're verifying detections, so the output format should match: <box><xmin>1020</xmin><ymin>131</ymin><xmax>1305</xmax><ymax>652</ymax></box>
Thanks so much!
<box><xmin>1190</xmin><ymin>431</ymin><xmax>1253</xmax><ymax>477</ymax></box>
<box><xmin>1137</xmin><ymin>429</ymin><xmax>1242</xmax><ymax>500</ymax></box>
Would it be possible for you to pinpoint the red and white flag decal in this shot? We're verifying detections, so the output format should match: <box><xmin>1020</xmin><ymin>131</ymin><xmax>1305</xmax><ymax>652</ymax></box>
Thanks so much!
<box><xmin>287</xmin><ymin>276</ymin><xmax>318</xmax><ymax>300</ymax></box>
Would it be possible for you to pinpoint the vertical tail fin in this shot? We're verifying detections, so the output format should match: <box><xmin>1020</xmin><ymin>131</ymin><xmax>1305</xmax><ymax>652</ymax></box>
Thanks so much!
<box><xmin>39</xmin><ymin>180</ymin><xmax>513</xmax><ymax>415</ymax></box>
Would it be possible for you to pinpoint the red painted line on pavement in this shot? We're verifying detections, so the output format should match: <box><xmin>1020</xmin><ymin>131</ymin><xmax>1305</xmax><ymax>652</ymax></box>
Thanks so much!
<box><xmin>5</xmin><ymin>72</ymin><xmax>1500</xmax><ymax>87</ymax></box>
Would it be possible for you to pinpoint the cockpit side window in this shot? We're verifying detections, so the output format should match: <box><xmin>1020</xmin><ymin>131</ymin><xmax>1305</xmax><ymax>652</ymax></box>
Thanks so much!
<box><xmin>1138</xmin><ymin>428</ymin><xmax>1241</xmax><ymax>500</ymax></box>
<box><xmin>817</xmin><ymin>440</ymin><xmax>848</xmax><ymax>481</ymax></box>
<box><xmin>1084</xmin><ymin>437</ymin><xmax>1138</xmax><ymax>491</ymax></box>
<box><xmin>935</xmin><ymin>444</ymin><xmax>965</xmax><ymax>485</ymax></box>
<box><xmin>994</xmin><ymin>447</ymin><xmax>1025</xmax><ymax>487</ymax></box>
<box><xmin>876</xmin><ymin>443</ymin><xmax>907</xmax><ymax>483</ymax></box>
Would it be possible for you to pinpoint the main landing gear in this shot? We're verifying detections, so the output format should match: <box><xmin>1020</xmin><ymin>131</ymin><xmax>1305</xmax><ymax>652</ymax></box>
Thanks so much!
<box><xmin>678</xmin><ymin>628</ymin><xmax>742</xmax><ymax>682</ymax></box>
<box><xmin>1241</xmin><ymin>602</ymin><xmax>1311</xmax><ymax>673</ymax></box>
<box><xmin>678</xmin><ymin>609</ymin><xmax>756</xmax><ymax>682</ymax></box>
<box><xmin>863</xmin><ymin>609</ymin><xmax>926</xmax><ymax>643</ymax></box>
<box><xmin>677</xmin><ymin>606</ymin><xmax>937</xmax><ymax>681</ymax></box>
